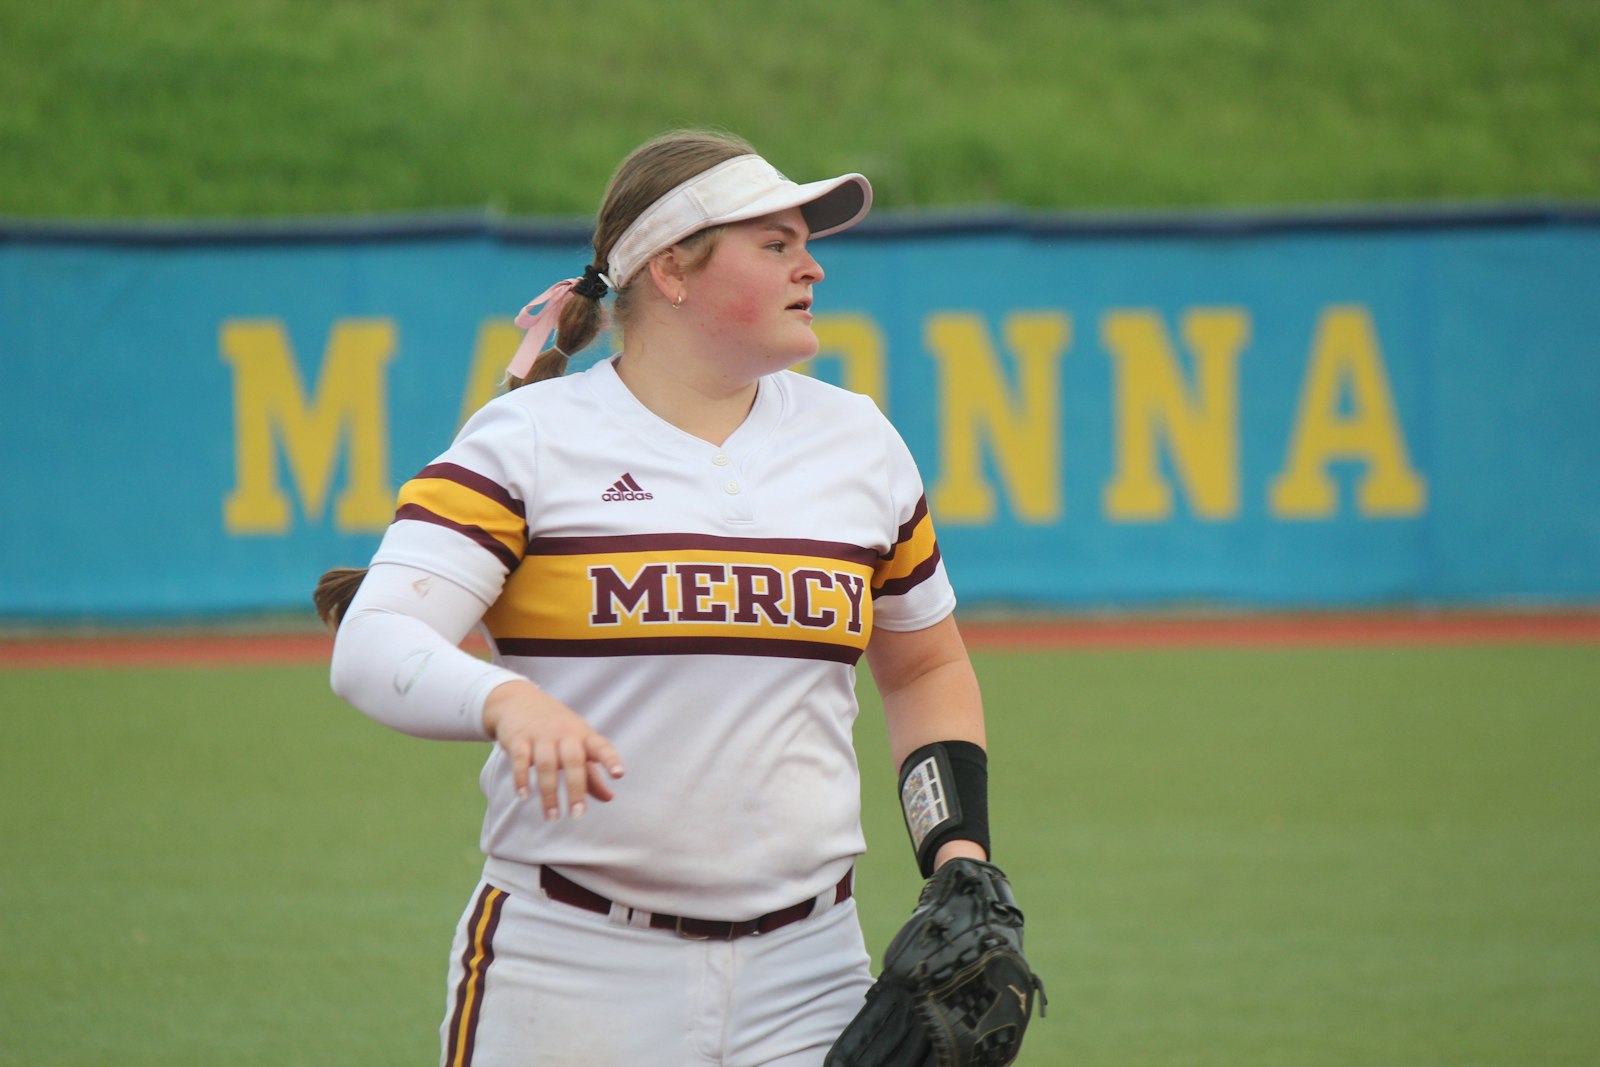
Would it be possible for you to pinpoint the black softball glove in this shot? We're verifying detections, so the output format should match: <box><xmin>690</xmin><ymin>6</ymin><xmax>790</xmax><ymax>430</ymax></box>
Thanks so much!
<box><xmin>827</xmin><ymin>858</ymin><xmax>1045</xmax><ymax>1067</ymax></box>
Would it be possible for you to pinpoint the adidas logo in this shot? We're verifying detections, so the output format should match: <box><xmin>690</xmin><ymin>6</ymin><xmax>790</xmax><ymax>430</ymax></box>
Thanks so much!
<box><xmin>601</xmin><ymin>472</ymin><xmax>654</xmax><ymax>502</ymax></box>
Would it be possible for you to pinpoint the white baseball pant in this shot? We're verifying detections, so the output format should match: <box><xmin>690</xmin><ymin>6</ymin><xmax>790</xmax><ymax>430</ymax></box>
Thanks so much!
<box><xmin>440</xmin><ymin>873</ymin><xmax>873</xmax><ymax>1066</ymax></box>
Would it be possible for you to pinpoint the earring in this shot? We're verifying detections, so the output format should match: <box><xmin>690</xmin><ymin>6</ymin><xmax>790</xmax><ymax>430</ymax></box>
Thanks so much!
<box><xmin>672</xmin><ymin>292</ymin><xmax>685</xmax><ymax>310</ymax></box>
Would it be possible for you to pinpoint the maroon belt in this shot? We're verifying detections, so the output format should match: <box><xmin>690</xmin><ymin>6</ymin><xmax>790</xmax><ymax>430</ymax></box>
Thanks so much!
<box><xmin>538</xmin><ymin>865</ymin><xmax>853</xmax><ymax>941</ymax></box>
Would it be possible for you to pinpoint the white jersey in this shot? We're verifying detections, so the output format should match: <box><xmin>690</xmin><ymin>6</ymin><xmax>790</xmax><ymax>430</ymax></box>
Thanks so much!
<box><xmin>370</xmin><ymin>356</ymin><xmax>954</xmax><ymax>919</ymax></box>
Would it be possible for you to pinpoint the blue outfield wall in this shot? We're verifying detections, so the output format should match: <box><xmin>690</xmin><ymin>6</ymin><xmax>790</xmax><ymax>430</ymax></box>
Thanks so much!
<box><xmin>1</xmin><ymin>206</ymin><xmax>1597</xmax><ymax>618</ymax></box>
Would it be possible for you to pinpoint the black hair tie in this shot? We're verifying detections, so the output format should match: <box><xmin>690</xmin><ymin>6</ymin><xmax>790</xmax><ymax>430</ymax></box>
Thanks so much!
<box><xmin>573</xmin><ymin>265</ymin><xmax>609</xmax><ymax>300</ymax></box>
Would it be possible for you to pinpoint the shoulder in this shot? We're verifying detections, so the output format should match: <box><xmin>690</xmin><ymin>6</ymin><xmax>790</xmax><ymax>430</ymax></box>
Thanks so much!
<box><xmin>497</xmin><ymin>363</ymin><xmax>594</xmax><ymax>413</ymax></box>
<box><xmin>458</xmin><ymin>363</ymin><xmax>598</xmax><ymax>437</ymax></box>
<box><xmin>767</xmin><ymin>371</ymin><xmax>919</xmax><ymax>480</ymax></box>
<box><xmin>770</xmin><ymin>369</ymin><xmax>887</xmax><ymax>426</ymax></box>
<box><xmin>770</xmin><ymin>371</ymin><xmax>916</xmax><ymax>470</ymax></box>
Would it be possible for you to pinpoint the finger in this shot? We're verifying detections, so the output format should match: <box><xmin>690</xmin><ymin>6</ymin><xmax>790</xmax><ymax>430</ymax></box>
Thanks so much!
<box><xmin>559</xmin><ymin>737</ymin><xmax>588</xmax><ymax>817</ymax></box>
<box><xmin>509</xmin><ymin>734</ymin><xmax>533</xmax><ymax>800</ymax></box>
<box><xmin>585</xmin><ymin>761</ymin><xmax>616</xmax><ymax>804</ymax></box>
<box><xmin>584</xmin><ymin>733</ymin><xmax>625</xmax><ymax>778</ymax></box>
<box><xmin>533</xmin><ymin>739</ymin><xmax>561</xmax><ymax>819</ymax></box>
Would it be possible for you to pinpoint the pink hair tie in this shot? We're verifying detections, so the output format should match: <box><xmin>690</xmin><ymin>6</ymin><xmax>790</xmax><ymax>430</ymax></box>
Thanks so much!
<box><xmin>507</xmin><ymin>278</ymin><xmax>580</xmax><ymax>379</ymax></box>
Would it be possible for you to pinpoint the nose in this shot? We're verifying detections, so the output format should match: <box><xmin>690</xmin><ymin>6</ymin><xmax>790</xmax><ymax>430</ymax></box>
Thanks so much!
<box><xmin>797</xmin><ymin>249</ymin><xmax>824</xmax><ymax>284</ymax></box>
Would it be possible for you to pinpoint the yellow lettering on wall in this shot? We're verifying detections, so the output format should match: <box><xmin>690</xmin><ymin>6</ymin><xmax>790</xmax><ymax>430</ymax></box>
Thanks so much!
<box><xmin>799</xmin><ymin>314</ymin><xmax>888</xmax><ymax>409</ymax></box>
<box><xmin>925</xmin><ymin>312</ymin><xmax>1070</xmax><ymax>524</ymax></box>
<box><xmin>1102</xmin><ymin>308</ymin><xmax>1249</xmax><ymax>521</ymax></box>
<box><xmin>1269</xmin><ymin>305</ymin><xmax>1427</xmax><ymax>518</ymax></box>
<box><xmin>221</xmin><ymin>319</ymin><xmax>396</xmax><ymax>535</ymax></box>
<box><xmin>459</xmin><ymin>319</ymin><xmax>522</xmax><ymax>425</ymax></box>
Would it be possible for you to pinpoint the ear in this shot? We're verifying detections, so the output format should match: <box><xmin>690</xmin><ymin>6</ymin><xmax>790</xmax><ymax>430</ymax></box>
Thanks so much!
<box><xmin>645</xmin><ymin>250</ymin><xmax>686</xmax><ymax>304</ymax></box>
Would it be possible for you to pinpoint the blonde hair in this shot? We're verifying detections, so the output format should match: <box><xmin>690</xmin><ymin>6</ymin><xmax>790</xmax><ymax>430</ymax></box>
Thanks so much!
<box><xmin>312</xmin><ymin>129</ymin><xmax>757</xmax><ymax>629</ymax></box>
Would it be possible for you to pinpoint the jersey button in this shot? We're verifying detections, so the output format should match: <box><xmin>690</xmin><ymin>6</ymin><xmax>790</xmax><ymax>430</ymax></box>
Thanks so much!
<box><xmin>712</xmin><ymin>453</ymin><xmax>731</xmax><ymax>466</ymax></box>
<box><xmin>724</xmin><ymin>481</ymin><xmax>741</xmax><ymax>495</ymax></box>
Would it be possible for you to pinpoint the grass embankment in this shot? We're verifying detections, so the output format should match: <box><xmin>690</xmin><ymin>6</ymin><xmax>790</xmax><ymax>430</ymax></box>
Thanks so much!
<box><xmin>2</xmin><ymin>0</ymin><xmax>1597</xmax><ymax>219</ymax></box>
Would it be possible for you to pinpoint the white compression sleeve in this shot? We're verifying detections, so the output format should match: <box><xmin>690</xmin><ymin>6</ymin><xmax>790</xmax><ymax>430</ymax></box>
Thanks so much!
<box><xmin>329</xmin><ymin>562</ymin><xmax>526</xmax><ymax>741</ymax></box>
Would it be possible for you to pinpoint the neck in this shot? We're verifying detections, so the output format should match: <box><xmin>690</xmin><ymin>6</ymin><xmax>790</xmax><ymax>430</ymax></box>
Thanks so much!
<box><xmin>612</xmin><ymin>341</ymin><xmax>759</xmax><ymax>446</ymax></box>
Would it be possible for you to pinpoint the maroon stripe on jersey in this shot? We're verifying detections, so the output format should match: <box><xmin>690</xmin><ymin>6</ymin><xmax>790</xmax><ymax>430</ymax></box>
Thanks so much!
<box><xmin>445</xmin><ymin>885</ymin><xmax>508</xmax><ymax>1067</ymax></box>
<box><xmin>417</xmin><ymin>462</ymin><xmax>526</xmax><ymax>520</ymax></box>
<box><xmin>873</xmin><ymin>544</ymin><xmax>943</xmax><ymax>599</ymax></box>
<box><xmin>395</xmin><ymin>503</ymin><xmax>521</xmax><ymax>572</ymax></box>
<box><xmin>524</xmin><ymin>532</ymin><xmax>879</xmax><ymax>567</ymax></box>
<box><xmin>494</xmin><ymin>635</ymin><xmax>865</xmax><ymax>665</ymax></box>
<box><xmin>620</xmin><ymin>472</ymin><xmax>644</xmax><ymax>492</ymax></box>
<box><xmin>885</xmin><ymin>495</ymin><xmax>931</xmax><ymax>556</ymax></box>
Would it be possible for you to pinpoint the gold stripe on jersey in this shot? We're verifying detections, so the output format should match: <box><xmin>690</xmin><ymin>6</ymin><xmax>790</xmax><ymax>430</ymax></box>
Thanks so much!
<box><xmin>873</xmin><ymin>496</ymin><xmax>942</xmax><ymax>598</ymax></box>
<box><xmin>394</xmin><ymin>463</ymin><xmax>527</xmax><ymax>572</ymax></box>
<box><xmin>484</xmin><ymin>539</ymin><xmax>876</xmax><ymax>663</ymax></box>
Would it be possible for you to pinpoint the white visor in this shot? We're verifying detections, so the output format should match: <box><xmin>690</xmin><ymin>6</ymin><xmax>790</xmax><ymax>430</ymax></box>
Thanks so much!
<box><xmin>606</xmin><ymin>154</ymin><xmax>872</xmax><ymax>288</ymax></box>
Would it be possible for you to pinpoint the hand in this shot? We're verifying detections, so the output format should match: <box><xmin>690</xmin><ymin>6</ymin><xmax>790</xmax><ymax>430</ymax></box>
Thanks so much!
<box><xmin>481</xmin><ymin>680</ymin><xmax>624</xmax><ymax>820</ymax></box>
<box><xmin>826</xmin><ymin>859</ymin><xmax>1043</xmax><ymax>1067</ymax></box>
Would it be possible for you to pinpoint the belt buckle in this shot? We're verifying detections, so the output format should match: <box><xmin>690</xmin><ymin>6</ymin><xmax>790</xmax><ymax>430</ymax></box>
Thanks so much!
<box><xmin>674</xmin><ymin>915</ymin><xmax>714</xmax><ymax>940</ymax></box>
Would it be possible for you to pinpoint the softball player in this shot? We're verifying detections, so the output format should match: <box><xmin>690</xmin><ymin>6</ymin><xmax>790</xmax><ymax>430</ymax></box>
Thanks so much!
<box><xmin>317</xmin><ymin>130</ymin><xmax>994</xmax><ymax>1067</ymax></box>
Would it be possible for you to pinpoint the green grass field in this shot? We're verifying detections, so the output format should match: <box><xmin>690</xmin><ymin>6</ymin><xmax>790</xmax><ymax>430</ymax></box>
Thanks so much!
<box><xmin>2</xmin><ymin>0</ymin><xmax>1597</xmax><ymax>218</ymax></box>
<box><xmin>2</xmin><ymin>642</ymin><xmax>1596</xmax><ymax>1065</ymax></box>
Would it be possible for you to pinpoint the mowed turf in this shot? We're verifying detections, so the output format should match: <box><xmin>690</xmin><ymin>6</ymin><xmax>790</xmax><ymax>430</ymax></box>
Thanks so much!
<box><xmin>1</xmin><ymin>643</ymin><xmax>1596</xmax><ymax>1065</ymax></box>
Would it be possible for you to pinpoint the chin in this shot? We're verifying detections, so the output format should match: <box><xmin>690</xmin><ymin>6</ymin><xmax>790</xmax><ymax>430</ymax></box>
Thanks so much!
<box><xmin>761</xmin><ymin>334</ymin><xmax>818</xmax><ymax>366</ymax></box>
<box><xmin>779</xmin><ymin>344</ymin><xmax>820</xmax><ymax>370</ymax></box>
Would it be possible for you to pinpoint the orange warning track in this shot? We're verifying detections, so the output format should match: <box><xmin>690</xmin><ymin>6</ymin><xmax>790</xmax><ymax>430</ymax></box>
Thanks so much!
<box><xmin>0</xmin><ymin>632</ymin><xmax>337</xmax><ymax>669</ymax></box>
<box><xmin>2</xmin><ymin>613</ymin><xmax>1596</xmax><ymax>669</ymax></box>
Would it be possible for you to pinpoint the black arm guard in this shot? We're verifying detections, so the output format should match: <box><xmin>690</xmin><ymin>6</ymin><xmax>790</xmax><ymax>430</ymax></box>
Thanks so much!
<box><xmin>898</xmin><ymin>740</ymin><xmax>990</xmax><ymax>877</ymax></box>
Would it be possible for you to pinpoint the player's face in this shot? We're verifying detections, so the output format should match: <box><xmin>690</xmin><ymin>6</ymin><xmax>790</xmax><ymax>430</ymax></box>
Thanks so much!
<box><xmin>690</xmin><ymin>207</ymin><xmax>825</xmax><ymax>373</ymax></box>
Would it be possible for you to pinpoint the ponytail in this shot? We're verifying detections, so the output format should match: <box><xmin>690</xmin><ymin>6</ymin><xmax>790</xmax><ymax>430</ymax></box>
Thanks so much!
<box><xmin>312</xmin><ymin>566</ymin><xmax>368</xmax><ymax>630</ymax></box>
<box><xmin>509</xmin><ymin>272</ymin><xmax>609</xmax><ymax>388</ymax></box>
